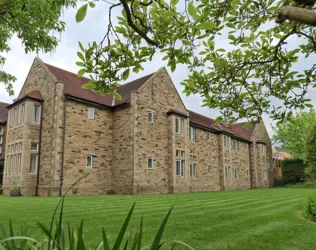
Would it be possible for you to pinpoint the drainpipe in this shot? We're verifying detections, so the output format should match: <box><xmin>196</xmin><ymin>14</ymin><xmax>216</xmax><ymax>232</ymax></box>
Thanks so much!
<box><xmin>35</xmin><ymin>101</ymin><xmax>44</xmax><ymax>196</ymax></box>
<box><xmin>59</xmin><ymin>95</ymin><xmax>67</xmax><ymax>197</ymax></box>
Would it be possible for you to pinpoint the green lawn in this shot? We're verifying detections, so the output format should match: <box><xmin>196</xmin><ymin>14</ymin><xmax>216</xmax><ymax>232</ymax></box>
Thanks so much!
<box><xmin>0</xmin><ymin>188</ymin><xmax>316</xmax><ymax>249</ymax></box>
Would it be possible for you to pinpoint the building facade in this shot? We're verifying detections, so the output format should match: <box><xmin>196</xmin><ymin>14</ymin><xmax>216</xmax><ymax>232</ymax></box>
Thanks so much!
<box><xmin>1</xmin><ymin>58</ymin><xmax>273</xmax><ymax>196</ymax></box>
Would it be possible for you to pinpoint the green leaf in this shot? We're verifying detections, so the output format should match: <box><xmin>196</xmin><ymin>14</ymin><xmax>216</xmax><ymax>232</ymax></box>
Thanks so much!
<box><xmin>76</xmin><ymin>61</ymin><xmax>85</xmax><ymax>67</ymax></box>
<box><xmin>199</xmin><ymin>22</ymin><xmax>217</xmax><ymax>30</ymax></box>
<box><xmin>77</xmin><ymin>52</ymin><xmax>85</xmax><ymax>61</ymax></box>
<box><xmin>82</xmin><ymin>82</ymin><xmax>95</xmax><ymax>89</ymax></box>
<box><xmin>102</xmin><ymin>228</ymin><xmax>110</xmax><ymax>250</ymax></box>
<box><xmin>188</xmin><ymin>2</ymin><xmax>197</xmax><ymax>18</ymax></box>
<box><xmin>78</xmin><ymin>69</ymin><xmax>86</xmax><ymax>77</ymax></box>
<box><xmin>89</xmin><ymin>2</ymin><xmax>95</xmax><ymax>8</ymax></box>
<box><xmin>76</xmin><ymin>4</ymin><xmax>88</xmax><ymax>23</ymax></box>
<box><xmin>113</xmin><ymin>92</ymin><xmax>122</xmax><ymax>101</ymax></box>
<box><xmin>78</xmin><ymin>41</ymin><xmax>84</xmax><ymax>52</ymax></box>
<box><xmin>122</xmin><ymin>69</ymin><xmax>130</xmax><ymax>80</ymax></box>
<box><xmin>150</xmin><ymin>206</ymin><xmax>174</xmax><ymax>250</ymax></box>
<box><xmin>112</xmin><ymin>203</ymin><xmax>135</xmax><ymax>249</ymax></box>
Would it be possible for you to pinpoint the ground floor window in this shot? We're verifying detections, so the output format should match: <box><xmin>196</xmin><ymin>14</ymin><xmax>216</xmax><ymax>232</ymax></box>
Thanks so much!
<box><xmin>225</xmin><ymin>166</ymin><xmax>231</xmax><ymax>180</ymax></box>
<box><xmin>176</xmin><ymin>149</ymin><xmax>185</xmax><ymax>176</ymax></box>
<box><xmin>148</xmin><ymin>158</ymin><xmax>154</xmax><ymax>169</ymax></box>
<box><xmin>190</xmin><ymin>155</ymin><xmax>197</xmax><ymax>178</ymax></box>
<box><xmin>86</xmin><ymin>155</ymin><xmax>93</xmax><ymax>168</ymax></box>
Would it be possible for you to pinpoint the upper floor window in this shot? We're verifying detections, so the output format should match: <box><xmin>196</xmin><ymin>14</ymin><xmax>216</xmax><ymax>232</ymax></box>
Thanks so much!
<box><xmin>175</xmin><ymin>117</ymin><xmax>184</xmax><ymax>135</ymax></box>
<box><xmin>33</xmin><ymin>104</ymin><xmax>41</xmax><ymax>123</ymax></box>
<box><xmin>224</xmin><ymin>135</ymin><xmax>230</xmax><ymax>147</ymax></box>
<box><xmin>233</xmin><ymin>140</ymin><xmax>238</xmax><ymax>152</ymax></box>
<box><xmin>148</xmin><ymin>112</ymin><xmax>154</xmax><ymax>123</ymax></box>
<box><xmin>0</xmin><ymin>146</ymin><xmax>2</xmax><ymax>154</ymax></box>
<box><xmin>176</xmin><ymin>149</ymin><xmax>185</xmax><ymax>176</ymax></box>
<box><xmin>261</xmin><ymin>144</ymin><xmax>266</xmax><ymax>156</ymax></box>
<box><xmin>88</xmin><ymin>107</ymin><xmax>95</xmax><ymax>120</ymax></box>
<box><xmin>148</xmin><ymin>157</ymin><xmax>154</xmax><ymax>169</ymax></box>
<box><xmin>86</xmin><ymin>155</ymin><xmax>93</xmax><ymax>168</ymax></box>
<box><xmin>0</xmin><ymin>128</ymin><xmax>3</xmax><ymax>144</ymax></box>
<box><xmin>208</xmin><ymin>132</ymin><xmax>212</xmax><ymax>142</ymax></box>
<box><xmin>189</xmin><ymin>126</ymin><xmax>196</xmax><ymax>142</ymax></box>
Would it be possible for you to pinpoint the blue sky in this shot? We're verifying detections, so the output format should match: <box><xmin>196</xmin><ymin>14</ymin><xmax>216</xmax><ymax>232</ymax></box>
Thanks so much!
<box><xmin>1</xmin><ymin>3</ymin><xmax>315</xmax><ymax>138</ymax></box>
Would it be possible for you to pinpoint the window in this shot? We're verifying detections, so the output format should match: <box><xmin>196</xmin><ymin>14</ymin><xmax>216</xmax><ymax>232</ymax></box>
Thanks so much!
<box><xmin>176</xmin><ymin>149</ymin><xmax>185</xmax><ymax>176</ymax></box>
<box><xmin>208</xmin><ymin>133</ymin><xmax>212</xmax><ymax>142</ymax></box>
<box><xmin>19</xmin><ymin>142</ymin><xmax>22</xmax><ymax>152</ymax></box>
<box><xmin>190</xmin><ymin>155</ymin><xmax>197</xmax><ymax>178</ymax></box>
<box><xmin>18</xmin><ymin>154</ymin><xmax>21</xmax><ymax>174</ymax></box>
<box><xmin>175</xmin><ymin>117</ymin><xmax>184</xmax><ymax>135</ymax></box>
<box><xmin>261</xmin><ymin>144</ymin><xmax>266</xmax><ymax>156</ymax></box>
<box><xmin>0</xmin><ymin>127</ymin><xmax>3</xmax><ymax>135</ymax></box>
<box><xmin>148</xmin><ymin>158</ymin><xmax>154</xmax><ymax>169</ymax></box>
<box><xmin>224</xmin><ymin>135</ymin><xmax>230</xmax><ymax>147</ymax></box>
<box><xmin>225</xmin><ymin>166</ymin><xmax>231</xmax><ymax>180</ymax></box>
<box><xmin>86</xmin><ymin>155</ymin><xmax>93</xmax><ymax>168</ymax></box>
<box><xmin>31</xmin><ymin>142</ymin><xmax>39</xmax><ymax>151</ymax></box>
<box><xmin>233</xmin><ymin>140</ymin><xmax>238</xmax><ymax>152</ymax></box>
<box><xmin>88</xmin><ymin>107</ymin><xmax>95</xmax><ymax>120</ymax></box>
<box><xmin>21</xmin><ymin>104</ymin><xmax>25</xmax><ymax>124</ymax></box>
<box><xmin>33</xmin><ymin>104</ymin><xmax>41</xmax><ymax>123</ymax></box>
<box><xmin>30</xmin><ymin>154</ymin><xmax>38</xmax><ymax>174</ymax></box>
<box><xmin>0</xmin><ymin>146</ymin><xmax>2</xmax><ymax>154</ymax></box>
<box><xmin>30</xmin><ymin>142</ymin><xmax>38</xmax><ymax>174</ymax></box>
<box><xmin>189</xmin><ymin>126</ymin><xmax>196</xmax><ymax>142</ymax></box>
<box><xmin>14</xmin><ymin>108</ymin><xmax>18</xmax><ymax>127</ymax></box>
<box><xmin>148</xmin><ymin>112</ymin><xmax>153</xmax><ymax>123</ymax></box>
<box><xmin>17</xmin><ymin>106</ymin><xmax>21</xmax><ymax>125</ymax></box>
<box><xmin>208</xmin><ymin>165</ymin><xmax>212</xmax><ymax>175</ymax></box>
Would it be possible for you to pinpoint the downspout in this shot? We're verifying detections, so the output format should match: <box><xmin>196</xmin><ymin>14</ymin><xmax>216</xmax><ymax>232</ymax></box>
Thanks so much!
<box><xmin>35</xmin><ymin>101</ymin><xmax>44</xmax><ymax>196</ymax></box>
<box><xmin>59</xmin><ymin>95</ymin><xmax>67</xmax><ymax>197</ymax></box>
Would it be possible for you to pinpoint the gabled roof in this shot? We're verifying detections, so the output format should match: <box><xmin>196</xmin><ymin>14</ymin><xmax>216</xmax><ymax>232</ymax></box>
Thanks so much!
<box><xmin>0</xmin><ymin>101</ymin><xmax>10</xmax><ymax>124</ymax></box>
<box><xmin>229</xmin><ymin>122</ymin><xmax>256</xmax><ymax>140</ymax></box>
<box><xmin>44</xmin><ymin>63</ymin><xmax>153</xmax><ymax>107</ymax></box>
<box><xmin>7</xmin><ymin>90</ymin><xmax>43</xmax><ymax>109</ymax></box>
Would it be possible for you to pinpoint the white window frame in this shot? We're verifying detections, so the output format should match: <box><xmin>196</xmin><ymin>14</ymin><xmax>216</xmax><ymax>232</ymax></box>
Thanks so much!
<box><xmin>33</xmin><ymin>104</ymin><xmax>41</xmax><ymax>123</ymax></box>
<box><xmin>224</xmin><ymin>135</ymin><xmax>230</xmax><ymax>147</ymax></box>
<box><xmin>86</xmin><ymin>155</ymin><xmax>93</xmax><ymax>168</ymax></box>
<box><xmin>175</xmin><ymin>117</ymin><xmax>184</xmax><ymax>135</ymax></box>
<box><xmin>176</xmin><ymin>149</ymin><xmax>185</xmax><ymax>176</ymax></box>
<box><xmin>29</xmin><ymin>154</ymin><xmax>38</xmax><ymax>174</ymax></box>
<box><xmin>208</xmin><ymin>132</ymin><xmax>212</xmax><ymax>142</ymax></box>
<box><xmin>148</xmin><ymin>112</ymin><xmax>154</xmax><ymax>124</ymax></box>
<box><xmin>148</xmin><ymin>157</ymin><xmax>154</xmax><ymax>169</ymax></box>
<box><xmin>88</xmin><ymin>107</ymin><xmax>95</xmax><ymax>120</ymax></box>
<box><xmin>189</xmin><ymin>126</ymin><xmax>196</xmax><ymax>142</ymax></box>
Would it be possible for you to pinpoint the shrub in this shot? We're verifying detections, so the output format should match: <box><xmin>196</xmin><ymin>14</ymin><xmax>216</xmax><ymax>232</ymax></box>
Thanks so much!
<box><xmin>285</xmin><ymin>182</ymin><xmax>316</xmax><ymax>189</ymax></box>
<box><xmin>305</xmin><ymin>197</ymin><xmax>316</xmax><ymax>222</ymax></box>
<box><xmin>274</xmin><ymin>177</ymin><xmax>285</xmax><ymax>187</ymax></box>
<box><xmin>281</xmin><ymin>159</ymin><xmax>306</xmax><ymax>184</ymax></box>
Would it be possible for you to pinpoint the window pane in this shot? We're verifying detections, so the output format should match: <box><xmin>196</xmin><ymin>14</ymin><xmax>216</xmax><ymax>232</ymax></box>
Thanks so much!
<box><xmin>30</xmin><ymin>154</ymin><xmax>37</xmax><ymax>174</ymax></box>
<box><xmin>175</xmin><ymin>117</ymin><xmax>179</xmax><ymax>134</ymax></box>
<box><xmin>180</xmin><ymin>119</ymin><xmax>184</xmax><ymax>135</ymax></box>
<box><xmin>86</xmin><ymin>156</ymin><xmax>93</xmax><ymax>168</ymax></box>
<box><xmin>0</xmin><ymin>135</ymin><xmax>2</xmax><ymax>144</ymax></box>
<box><xmin>31</xmin><ymin>143</ymin><xmax>38</xmax><ymax>151</ymax></box>
<box><xmin>34</xmin><ymin>104</ymin><xmax>41</xmax><ymax>123</ymax></box>
<box><xmin>148</xmin><ymin>112</ymin><xmax>153</xmax><ymax>123</ymax></box>
<box><xmin>88</xmin><ymin>107</ymin><xmax>95</xmax><ymax>120</ymax></box>
<box><xmin>21</xmin><ymin>104</ymin><xmax>25</xmax><ymax>124</ymax></box>
<box><xmin>148</xmin><ymin>158</ymin><xmax>153</xmax><ymax>169</ymax></box>
<box><xmin>176</xmin><ymin>160</ymin><xmax>180</xmax><ymax>176</ymax></box>
<box><xmin>181</xmin><ymin>160</ymin><xmax>185</xmax><ymax>176</ymax></box>
<box><xmin>181</xmin><ymin>150</ymin><xmax>185</xmax><ymax>159</ymax></box>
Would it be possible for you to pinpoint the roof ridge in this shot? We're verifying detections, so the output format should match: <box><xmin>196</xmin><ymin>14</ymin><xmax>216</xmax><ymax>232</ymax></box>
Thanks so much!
<box><xmin>120</xmin><ymin>72</ymin><xmax>155</xmax><ymax>87</ymax></box>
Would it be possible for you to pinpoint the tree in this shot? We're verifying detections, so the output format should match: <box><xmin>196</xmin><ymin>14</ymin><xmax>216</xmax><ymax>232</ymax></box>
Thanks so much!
<box><xmin>273</xmin><ymin>109</ymin><xmax>316</xmax><ymax>159</ymax></box>
<box><xmin>75</xmin><ymin>0</ymin><xmax>316</xmax><ymax>123</ymax></box>
<box><xmin>304</xmin><ymin>123</ymin><xmax>316</xmax><ymax>180</ymax></box>
<box><xmin>0</xmin><ymin>0</ymin><xmax>76</xmax><ymax>95</ymax></box>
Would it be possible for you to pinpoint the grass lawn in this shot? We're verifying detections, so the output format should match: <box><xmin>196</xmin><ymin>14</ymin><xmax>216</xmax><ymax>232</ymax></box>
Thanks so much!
<box><xmin>0</xmin><ymin>188</ymin><xmax>316</xmax><ymax>249</ymax></box>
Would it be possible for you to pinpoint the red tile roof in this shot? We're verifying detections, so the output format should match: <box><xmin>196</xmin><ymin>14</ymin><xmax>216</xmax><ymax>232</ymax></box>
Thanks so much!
<box><xmin>26</xmin><ymin>90</ymin><xmax>43</xmax><ymax>100</ymax></box>
<box><xmin>44</xmin><ymin>62</ymin><xmax>255</xmax><ymax>141</ymax></box>
<box><xmin>0</xmin><ymin>101</ymin><xmax>9</xmax><ymax>124</ymax></box>
<box><xmin>44</xmin><ymin>63</ymin><xmax>153</xmax><ymax>107</ymax></box>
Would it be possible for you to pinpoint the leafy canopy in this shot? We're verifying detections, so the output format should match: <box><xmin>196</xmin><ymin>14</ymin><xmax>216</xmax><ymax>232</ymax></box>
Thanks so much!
<box><xmin>272</xmin><ymin>109</ymin><xmax>316</xmax><ymax>159</ymax></box>
<box><xmin>0</xmin><ymin>0</ymin><xmax>76</xmax><ymax>95</ymax></box>
<box><xmin>76</xmin><ymin>0</ymin><xmax>316</xmax><ymax>123</ymax></box>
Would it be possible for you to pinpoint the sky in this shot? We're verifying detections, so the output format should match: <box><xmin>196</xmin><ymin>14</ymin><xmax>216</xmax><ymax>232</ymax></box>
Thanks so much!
<box><xmin>1</xmin><ymin>3</ymin><xmax>315</xmax><ymax>138</ymax></box>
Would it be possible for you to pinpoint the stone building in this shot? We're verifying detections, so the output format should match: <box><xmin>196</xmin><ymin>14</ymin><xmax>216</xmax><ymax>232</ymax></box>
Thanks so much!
<box><xmin>1</xmin><ymin>58</ymin><xmax>273</xmax><ymax>196</ymax></box>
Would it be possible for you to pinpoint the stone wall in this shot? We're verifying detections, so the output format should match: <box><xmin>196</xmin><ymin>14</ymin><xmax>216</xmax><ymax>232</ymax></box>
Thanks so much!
<box><xmin>132</xmin><ymin>68</ymin><xmax>188</xmax><ymax>194</ymax></box>
<box><xmin>63</xmin><ymin>100</ymin><xmax>113</xmax><ymax>195</ymax></box>
<box><xmin>189</xmin><ymin>128</ymin><xmax>221</xmax><ymax>192</ymax></box>
<box><xmin>0</xmin><ymin>124</ymin><xmax>6</xmax><ymax>161</ymax></box>
<box><xmin>112</xmin><ymin>105</ymin><xmax>134</xmax><ymax>194</ymax></box>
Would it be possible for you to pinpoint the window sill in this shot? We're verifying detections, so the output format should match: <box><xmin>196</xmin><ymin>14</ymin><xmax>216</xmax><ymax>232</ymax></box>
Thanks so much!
<box><xmin>29</xmin><ymin>173</ymin><xmax>37</xmax><ymax>175</ymax></box>
<box><xmin>147</xmin><ymin>168</ymin><xmax>154</xmax><ymax>170</ymax></box>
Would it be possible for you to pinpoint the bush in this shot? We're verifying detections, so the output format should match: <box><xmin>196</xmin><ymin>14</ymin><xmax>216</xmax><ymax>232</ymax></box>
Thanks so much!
<box><xmin>274</xmin><ymin>177</ymin><xmax>285</xmax><ymax>187</ymax></box>
<box><xmin>305</xmin><ymin>197</ymin><xmax>316</xmax><ymax>222</ymax></box>
<box><xmin>281</xmin><ymin>159</ymin><xmax>306</xmax><ymax>184</ymax></box>
<box><xmin>285</xmin><ymin>182</ymin><xmax>316</xmax><ymax>189</ymax></box>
